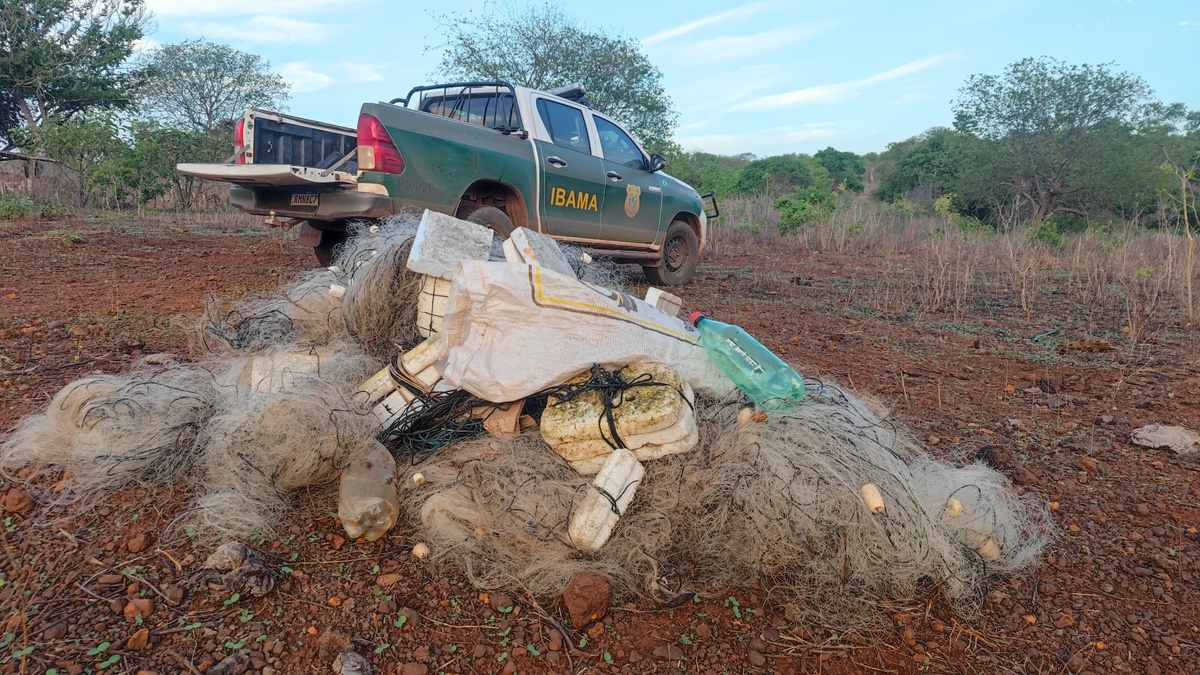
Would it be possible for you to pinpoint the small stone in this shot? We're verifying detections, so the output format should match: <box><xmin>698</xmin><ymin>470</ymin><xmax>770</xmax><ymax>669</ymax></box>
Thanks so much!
<box><xmin>562</xmin><ymin>571</ymin><xmax>612</xmax><ymax>628</ymax></box>
<box><xmin>123</xmin><ymin>598</ymin><xmax>153</xmax><ymax>620</ymax></box>
<box><xmin>127</xmin><ymin>628</ymin><xmax>149</xmax><ymax>651</ymax></box>
<box><xmin>653</xmin><ymin>644</ymin><xmax>684</xmax><ymax>660</ymax></box>
<box><xmin>1065</xmin><ymin>655</ymin><xmax>1085</xmax><ymax>672</ymax></box>
<box><xmin>396</xmin><ymin>607</ymin><xmax>420</xmax><ymax>629</ymax></box>
<box><xmin>1076</xmin><ymin>456</ymin><xmax>1100</xmax><ymax>474</ymax></box>
<box><xmin>375</xmin><ymin>573</ymin><xmax>403</xmax><ymax>587</ymax></box>
<box><xmin>3</xmin><ymin>488</ymin><xmax>32</xmax><ymax>514</ymax></box>
<box><xmin>748</xmin><ymin>638</ymin><xmax>767</xmax><ymax>652</ymax></box>
<box><xmin>1134</xmin><ymin>504</ymin><xmax>1150</xmax><ymax>517</ymax></box>
<box><xmin>164</xmin><ymin>585</ymin><xmax>185</xmax><ymax>605</ymax></box>
<box><xmin>1011</xmin><ymin>466</ymin><xmax>1039</xmax><ymax>485</ymax></box>
<box><xmin>547</xmin><ymin>630</ymin><xmax>563</xmax><ymax>652</ymax></box>
<box><xmin>98</xmin><ymin>574</ymin><xmax>124</xmax><ymax>585</ymax></box>
<box><xmin>747</xmin><ymin>650</ymin><xmax>767</xmax><ymax>667</ymax></box>
<box><xmin>331</xmin><ymin>651</ymin><xmax>373</xmax><ymax>675</ymax></box>
<box><xmin>42</xmin><ymin>622</ymin><xmax>67</xmax><ymax>640</ymax></box>
<box><xmin>400</xmin><ymin>664</ymin><xmax>427</xmax><ymax>675</ymax></box>
<box><xmin>127</xmin><ymin>533</ymin><xmax>149</xmax><ymax>553</ymax></box>
<box><xmin>488</xmin><ymin>593</ymin><xmax>514</xmax><ymax>612</ymax></box>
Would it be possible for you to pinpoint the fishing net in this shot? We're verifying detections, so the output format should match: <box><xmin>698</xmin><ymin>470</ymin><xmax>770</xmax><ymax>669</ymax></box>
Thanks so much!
<box><xmin>1</xmin><ymin>367</ymin><xmax>218</xmax><ymax>493</ymax></box>
<box><xmin>191</xmin><ymin>346</ymin><xmax>381</xmax><ymax>540</ymax></box>
<box><xmin>334</xmin><ymin>216</ymin><xmax>424</xmax><ymax>359</ymax></box>
<box><xmin>1</xmin><ymin>210</ymin><xmax>1048</xmax><ymax>616</ymax></box>
<box><xmin>401</xmin><ymin>381</ymin><xmax>1049</xmax><ymax>618</ymax></box>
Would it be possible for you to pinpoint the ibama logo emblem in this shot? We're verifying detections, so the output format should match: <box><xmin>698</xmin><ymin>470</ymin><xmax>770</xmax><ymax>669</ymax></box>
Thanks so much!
<box><xmin>624</xmin><ymin>184</ymin><xmax>641</xmax><ymax>218</ymax></box>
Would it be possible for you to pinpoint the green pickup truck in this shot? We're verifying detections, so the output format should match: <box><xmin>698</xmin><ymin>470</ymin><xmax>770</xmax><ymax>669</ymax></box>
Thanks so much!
<box><xmin>178</xmin><ymin>82</ymin><xmax>717</xmax><ymax>285</ymax></box>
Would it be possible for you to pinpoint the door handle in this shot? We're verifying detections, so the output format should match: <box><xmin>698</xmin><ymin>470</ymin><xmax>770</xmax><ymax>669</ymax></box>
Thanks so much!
<box><xmin>546</xmin><ymin>156</ymin><xmax>567</xmax><ymax>168</ymax></box>
<box><xmin>606</xmin><ymin>170</ymin><xmax>623</xmax><ymax>181</ymax></box>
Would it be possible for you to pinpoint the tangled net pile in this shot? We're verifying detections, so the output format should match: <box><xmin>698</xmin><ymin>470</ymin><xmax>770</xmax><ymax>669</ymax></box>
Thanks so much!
<box><xmin>0</xmin><ymin>214</ymin><xmax>1047</xmax><ymax>616</ymax></box>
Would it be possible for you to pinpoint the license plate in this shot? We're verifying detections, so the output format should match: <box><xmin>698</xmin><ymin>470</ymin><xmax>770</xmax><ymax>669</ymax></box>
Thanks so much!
<box><xmin>290</xmin><ymin>193</ymin><xmax>319</xmax><ymax>206</ymax></box>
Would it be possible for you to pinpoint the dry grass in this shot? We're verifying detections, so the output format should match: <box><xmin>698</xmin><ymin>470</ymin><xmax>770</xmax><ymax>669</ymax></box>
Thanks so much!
<box><xmin>710</xmin><ymin>195</ymin><xmax>1200</xmax><ymax>344</ymax></box>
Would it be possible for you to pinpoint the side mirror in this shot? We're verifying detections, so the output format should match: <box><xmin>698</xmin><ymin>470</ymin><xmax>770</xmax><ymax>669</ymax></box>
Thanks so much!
<box><xmin>649</xmin><ymin>154</ymin><xmax>666</xmax><ymax>173</ymax></box>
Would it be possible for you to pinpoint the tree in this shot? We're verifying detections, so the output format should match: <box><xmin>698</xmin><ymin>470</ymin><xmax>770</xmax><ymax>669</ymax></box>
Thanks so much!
<box><xmin>103</xmin><ymin>122</ymin><xmax>228</xmax><ymax>209</ymax></box>
<box><xmin>732</xmin><ymin>155</ymin><xmax>829</xmax><ymax>198</ymax></box>
<box><xmin>0</xmin><ymin>0</ymin><xmax>148</xmax><ymax>151</ymax></box>
<box><xmin>814</xmin><ymin>147</ymin><xmax>866</xmax><ymax>192</ymax></box>
<box><xmin>431</xmin><ymin>2</ymin><xmax>677</xmax><ymax>152</ymax></box>
<box><xmin>952</xmin><ymin>57</ymin><xmax>1169</xmax><ymax>227</ymax></box>
<box><xmin>29</xmin><ymin>115</ymin><xmax>125</xmax><ymax>206</ymax></box>
<box><xmin>136</xmin><ymin>40</ymin><xmax>290</xmax><ymax>135</ymax></box>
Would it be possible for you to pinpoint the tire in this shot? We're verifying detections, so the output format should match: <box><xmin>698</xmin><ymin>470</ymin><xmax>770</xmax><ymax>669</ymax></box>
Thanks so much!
<box><xmin>462</xmin><ymin>205</ymin><xmax>515</xmax><ymax>238</ymax></box>
<box><xmin>313</xmin><ymin>231</ymin><xmax>349</xmax><ymax>267</ymax></box>
<box><xmin>643</xmin><ymin>220</ymin><xmax>699</xmax><ymax>286</ymax></box>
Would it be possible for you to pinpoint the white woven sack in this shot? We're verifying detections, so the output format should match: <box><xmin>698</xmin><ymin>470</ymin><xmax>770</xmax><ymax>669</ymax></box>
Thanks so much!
<box><xmin>436</xmin><ymin>261</ymin><xmax>733</xmax><ymax>402</ymax></box>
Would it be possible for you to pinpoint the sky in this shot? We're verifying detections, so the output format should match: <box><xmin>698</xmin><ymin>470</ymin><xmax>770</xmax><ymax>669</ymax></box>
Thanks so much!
<box><xmin>142</xmin><ymin>0</ymin><xmax>1199</xmax><ymax>157</ymax></box>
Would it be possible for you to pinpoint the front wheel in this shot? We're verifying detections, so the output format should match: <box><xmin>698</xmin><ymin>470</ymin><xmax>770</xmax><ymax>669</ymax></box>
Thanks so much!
<box><xmin>643</xmin><ymin>220</ymin><xmax>699</xmax><ymax>286</ymax></box>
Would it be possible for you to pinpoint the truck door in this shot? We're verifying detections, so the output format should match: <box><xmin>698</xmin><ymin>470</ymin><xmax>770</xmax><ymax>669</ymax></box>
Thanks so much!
<box><xmin>532</xmin><ymin>98</ymin><xmax>604</xmax><ymax>240</ymax></box>
<box><xmin>593</xmin><ymin>115</ymin><xmax>663</xmax><ymax>246</ymax></box>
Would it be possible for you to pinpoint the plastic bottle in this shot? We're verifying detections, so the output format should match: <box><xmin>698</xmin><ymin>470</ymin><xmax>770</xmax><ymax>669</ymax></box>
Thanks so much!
<box><xmin>690</xmin><ymin>312</ymin><xmax>805</xmax><ymax>409</ymax></box>
<box><xmin>338</xmin><ymin>442</ymin><xmax>399</xmax><ymax>542</ymax></box>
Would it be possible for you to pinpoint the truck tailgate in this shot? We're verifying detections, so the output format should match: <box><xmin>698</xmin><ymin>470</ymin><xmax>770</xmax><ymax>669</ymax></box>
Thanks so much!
<box><xmin>177</xmin><ymin>163</ymin><xmax>357</xmax><ymax>187</ymax></box>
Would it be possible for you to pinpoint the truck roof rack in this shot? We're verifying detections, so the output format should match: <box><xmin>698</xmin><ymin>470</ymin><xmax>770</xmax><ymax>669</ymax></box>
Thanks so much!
<box><xmin>389</xmin><ymin>81</ymin><xmax>517</xmax><ymax>107</ymax></box>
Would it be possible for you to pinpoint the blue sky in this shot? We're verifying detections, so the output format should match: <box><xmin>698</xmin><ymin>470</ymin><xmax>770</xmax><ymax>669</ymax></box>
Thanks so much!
<box><xmin>142</xmin><ymin>0</ymin><xmax>1198</xmax><ymax>157</ymax></box>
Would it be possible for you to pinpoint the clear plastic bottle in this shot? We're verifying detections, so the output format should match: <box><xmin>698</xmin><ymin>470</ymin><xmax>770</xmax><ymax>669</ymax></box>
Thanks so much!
<box><xmin>690</xmin><ymin>312</ymin><xmax>805</xmax><ymax>409</ymax></box>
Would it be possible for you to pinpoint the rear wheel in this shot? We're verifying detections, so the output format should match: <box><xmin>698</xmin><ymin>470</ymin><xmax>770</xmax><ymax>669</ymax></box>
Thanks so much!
<box><xmin>643</xmin><ymin>220</ymin><xmax>699</xmax><ymax>286</ymax></box>
<box><xmin>460</xmin><ymin>205</ymin><xmax>515</xmax><ymax>238</ymax></box>
<box><xmin>313</xmin><ymin>231</ymin><xmax>348</xmax><ymax>266</ymax></box>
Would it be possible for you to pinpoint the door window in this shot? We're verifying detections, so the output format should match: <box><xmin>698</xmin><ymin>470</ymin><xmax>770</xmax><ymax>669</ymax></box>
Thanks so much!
<box><xmin>594</xmin><ymin>116</ymin><xmax>645</xmax><ymax>170</ymax></box>
<box><xmin>536</xmin><ymin>99</ymin><xmax>591</xmax><ymax>154</ymax></box>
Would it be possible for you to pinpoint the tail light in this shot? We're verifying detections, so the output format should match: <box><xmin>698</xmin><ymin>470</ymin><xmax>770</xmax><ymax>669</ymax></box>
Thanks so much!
<box><xmin>234</xmin><ymin>118</ymin><xmax>246</xmax><ymax>164</ymax></box>
<box><xmin>357</xmin><ymin>114</ymin><xmax>405</xmax><ymax>174</ymax></box>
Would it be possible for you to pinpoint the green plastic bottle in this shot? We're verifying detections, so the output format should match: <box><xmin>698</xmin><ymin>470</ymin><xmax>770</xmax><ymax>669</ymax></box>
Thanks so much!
<box><xmin>690</xmin><ymin>312</ymin><xmax>806</xmax><ymax>409</ymax></box>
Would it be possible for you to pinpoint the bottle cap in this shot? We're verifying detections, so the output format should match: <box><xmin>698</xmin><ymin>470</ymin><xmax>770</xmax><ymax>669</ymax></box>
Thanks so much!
<box><xmin>688</xmin><ymin>311</ymin><xmax>703</xmax><ymax>325</ymax></box>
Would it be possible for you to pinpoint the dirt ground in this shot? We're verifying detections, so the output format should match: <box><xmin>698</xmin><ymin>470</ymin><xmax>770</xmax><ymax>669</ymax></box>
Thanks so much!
<box><xmin>1</xmin><ymin>215</ymin><xmax>1198</xmax><ymax>675</ymax></box>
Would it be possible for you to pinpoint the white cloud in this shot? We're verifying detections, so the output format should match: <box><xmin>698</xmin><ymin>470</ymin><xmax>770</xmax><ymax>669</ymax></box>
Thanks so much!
<box><xmin>132</xmin><ymin>37</ymin><xmax>160</xmax><ymax>53</ymax></box>
<box><xmin>734</xmin><ymin>51</ymin><xmax>961</xmax><ymax>110</ymax></box>
<box><xmin>183</xmin><ymin>16</ymin><xmax>336</xmax><ymax>44</ymax></box>
<box><xmin>682</xmin><ymin>24</ymin><xmax>826</xmax><ymax>63</ymax></box>
<box><xmin>279</xmin><ymin>61</ymin><xmax>388</xmax><ymax>94</ymax></box>
<box><xmin>676</xmin><ymin>63</ymin><xmax>789</xmax><ymax>114</ymax></box>
<box><xmin>677</xmin><ymin>125</ymin><xmax>842</xmax><ymax>155</ymax></box>
<box><xmin>641</xmin><ymin>2</ymin><xmax>771</xmax><ymax>46</ymax></box>
<box><xmin>147</xmin><ymin>0</ymin><xmax>353</xmax><ymax>17</ymax></box>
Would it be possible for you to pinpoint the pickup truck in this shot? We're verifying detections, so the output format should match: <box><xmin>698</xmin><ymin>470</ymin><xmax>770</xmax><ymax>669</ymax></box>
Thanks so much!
<box><xmin>178</xmin><ymin>82</ymin><xmax>717</xmax><ymax>285</ymax></box>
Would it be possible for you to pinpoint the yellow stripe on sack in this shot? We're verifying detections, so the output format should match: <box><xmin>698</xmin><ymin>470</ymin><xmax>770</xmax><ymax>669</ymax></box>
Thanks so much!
<box><xmin>530</xmin><ymin>266</ymin><xmax>696</xmax><ymax>341</ymax></box>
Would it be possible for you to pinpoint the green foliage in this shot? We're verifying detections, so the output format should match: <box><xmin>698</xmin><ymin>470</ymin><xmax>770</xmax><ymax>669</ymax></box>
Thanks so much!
<box><xmin>0</xmin><ymin>0</ymin><xmax>147</xmax><ymax>150</ymax></box>
<box><xmin>432</xmin><ymin>1</ymin><xmax>676</xmax><ymax>151</ymax></box>
<box><xmin>734</xmin><ymin>154</ymin><xmax>829</xmax><ymax>197</ymax></box>
<box><xmin>814</xmin><ymin>146</ymin><xmax>866</xmax><ymax>192</ymax></box>
<box><xmin>135</xmin><ymin>40</ymin><xmax>290</xmax><ymax>135</ymax></box>
<box><xmin>0</xmin><ymin>191</ymin><xmax>37</xmax><ymax>219</ymax></box>
<box><xmin>662</xmin><ymin>150</ymin><xmax>752</xmax><ymax>196</ymax></box>
<box><xmin>951</xmin><ymin>57</ymin><xmax>1184</xmax><ymax>227</ymax></box>
<box><xmin>774</xmin><ymin>187</ymin><xmax>836</xmax><ymax>235</ymax></box>
<box><xmin>26</xmin><ymin>115</ymin><xmax>124</xmax><ymax>206</ymax></box>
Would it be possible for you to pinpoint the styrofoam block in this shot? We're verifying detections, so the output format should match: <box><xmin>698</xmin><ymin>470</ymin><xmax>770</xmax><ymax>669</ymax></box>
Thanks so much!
<box><xmin>509</xmin><ymin>227</ymin><xmax>576</xmax><ymax>278</ymax></box>
<box><xmin>416</xmin><ymin>275</ymin><xmax>453</xmax><ymax>338</ymax></box>
<box><xmin>356</xmin><ymin>366</ymin><xmax>396</xmax><ymax>407</ymax></box>
<box><xmin>372</xmin><ymin>387</ymin><xmax>417</xmax><ymax>427</ymax></box>
<box><xmin>402</xmin><ymin>336</ymin><xmax>441</xmax><ymax>375</ymax></box>
<box><xmin>248</xmin><ymin>350</ymin><xmax>328</xmax><ymax>393</ymax></box>
<box><xmin>502</xmin><ymin>238</ymin><xmax>524</xmax><ymax>263</ymax></box>
<box><xmin>407</xmin><ymin>209</ymin><xmax>494</xmax><ymax>280</ymax></box>
<box><xmin>568</xmin><ymin>447</ymin><xmax>644</xmax><ymax>551</ymax></box>
<box><xmin>644</xmin><ymin>287</ymin><xmax>682</xmax><ymax>317</ymax></box>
